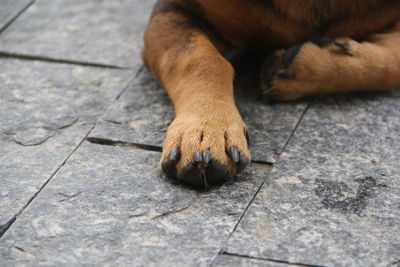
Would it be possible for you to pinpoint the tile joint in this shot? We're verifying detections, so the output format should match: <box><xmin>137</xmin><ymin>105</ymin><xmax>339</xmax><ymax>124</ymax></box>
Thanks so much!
<box><xmin>0</xmin><ymin>0</ymin><xmax>35</xmax><ymax>34</ymax></box>
<box><xmin>0</xmin><ymin>51</ymin><xmax>129</xmax><ymax>70</ymax></box>
<box><xmin>219</xmin><ymin>251</ymin><xmax>326</xmax><ymax>267</ymax></box>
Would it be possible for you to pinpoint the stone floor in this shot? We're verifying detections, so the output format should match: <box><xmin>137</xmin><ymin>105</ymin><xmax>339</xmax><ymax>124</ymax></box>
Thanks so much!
<box><xmin>1</xmin><ymin>1</ymin><xmax>400</xmax><ymax>266</ymax></box>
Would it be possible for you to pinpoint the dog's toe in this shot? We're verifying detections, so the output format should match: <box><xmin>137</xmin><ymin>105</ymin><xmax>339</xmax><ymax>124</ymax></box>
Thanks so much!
<box><xmin>161</xmin><ymin>147</ymin><xmax>180</xmax><ymax>177</ymax></box>
<box><xmin>179</xmin><ymin>161</ymin><xmax>204</xmax><ymax>187</ymax></box>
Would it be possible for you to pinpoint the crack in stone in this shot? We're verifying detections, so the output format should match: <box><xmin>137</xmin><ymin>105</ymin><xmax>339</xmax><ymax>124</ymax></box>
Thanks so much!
<box><xmin>152</xmin><ymin>203</ymin><xmax>192</xmax><ymax>220</ymax></box>
<box><xmin>12</xmin><ymin>246</ymin><xmax>36</xmax><ymax>257</ymax></box>
<box><xmin>13</xmin><ymin>246</ymin><xmax>26</xmax><ymax>252</ymax></box>
<box><xmin>86</xmin><ymin>137</ymin><xmax>162</xmax><ymax>152</ymax></box>
<box><xmin>251</xmin><ymin>159</ymin><xmax>274</xmax><ymax>166</ymax></box>
<box><xmin>220</xmin><ymin>251</ymin><xmax>326</xmax><ymax>267</ymax></box>
<box><xmin>103</xmin><ymin>119</ymin><xmax>123</xmax><ymax>125</ymax></box>
<box><xmin>58</xmin><ymin>192</ymin><xmax>82</xmax><ymax>202</ymax></box>
<box><xmin>0</xmin><ymin>51</ymin><xmax>128</xmax><ymax>70</ymax></box>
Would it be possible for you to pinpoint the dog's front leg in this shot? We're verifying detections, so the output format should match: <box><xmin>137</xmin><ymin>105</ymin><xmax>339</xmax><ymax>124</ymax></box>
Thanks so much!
<box><xmin>143</xmin><ymin>1</ymin><xmax>250</xmax><ymax>187</ymax></box>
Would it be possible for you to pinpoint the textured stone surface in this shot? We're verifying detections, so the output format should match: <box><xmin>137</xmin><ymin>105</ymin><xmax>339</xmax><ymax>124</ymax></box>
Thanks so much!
<box><xmin>0</xmin><ymin>0</ymin><xmax>156</xmax><ymax>67</ymax></box>
<box><xmin>212</xmin><ymin>255</ymin><xmax>289</xmax><ymax>267</ymax></box>
<box><xmin>0</xmin><ymin>58</ymin><xmax>131</xmax><ymax>227</ymax></box>
<box><xmin>89</xmin><ymin>68</ymin><xmax>307</xmax><ymax>163</ymax></box>
<box><xmin>0</xmin><ymin>0</ymin><xmax>32</xmax><ymax>32</ymax></box>
<box><xmin>89</xmin><ymin>68</ymin><xmax>174</xmax><ymax>149</ymax></box>
<box><xmin>0</xmin><ymin>142</ymin><xmax>269</xmax><ymax>266</ymax></box>
<box><xmin>224</xmin><ymin>93</ymin><xmax>400</xmax><ymax>267</ymax></box>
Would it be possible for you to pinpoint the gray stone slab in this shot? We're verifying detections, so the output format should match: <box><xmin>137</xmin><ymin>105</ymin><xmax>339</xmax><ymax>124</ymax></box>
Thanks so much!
<box><xmin>0</xmin><ymin>142</ymin><xmax>269</xmax><ymax>266</ymax></box>
<box><xmin>0</xmin><ymin>0</ymin><xmax>156</xmax><ymax>68</ymax></box>
<box><xmin>0</xmin><ymin>0</ymin><xmax>33</xmax><ymax>33</ymax></box>
<box><xmin>224</xmin><ymin>93</ymin><xmax>400</xmax><ymax>267</ymax></box>
<box><xmin>0</xmin><ymin>58</ymin><xmax>131</xmax><ymax>228</ymax></box>
<box><xmin>89</xmin><ymin>68</ymin><xmax>307</xmax><ymax>163</ymax></box>
<box><xmin>212</xmin><ymin>255</ymin><xmax>290</xmax><ymax>267</ymax></box>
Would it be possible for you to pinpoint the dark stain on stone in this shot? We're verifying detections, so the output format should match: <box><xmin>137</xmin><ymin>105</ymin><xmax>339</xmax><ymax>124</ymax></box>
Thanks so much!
<box><xmin>315</xmin><ymin>176</ymin><xmax>387</xmax><ymax>216</ymax></box>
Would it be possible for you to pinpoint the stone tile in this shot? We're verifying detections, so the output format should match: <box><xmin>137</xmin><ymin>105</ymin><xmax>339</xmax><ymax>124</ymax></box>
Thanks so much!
<box><xmin>0</xmin><ymin>0</ymin><xmax>156</xmax><ymax>68</ymax></box>
<box><xmin>89</xmin><ymin>68</ymin><xmax>307</xmax><ymax>163</ymax></box>
<box><xmin>0</xmin><ymin>0</ymin><xmax>32</xmax><ymax>33</ymax></box>
<box><xmin>224</xmin><ymin>93</ymin><xmax>400</xmax><ymax>267</ymax></box>
<box><xmin>0</xmin><ymin>142</ymin><xmax>269</xmax><ymax>266</ymax></box>
<box><xmin>89</xmin><ymin>68</ymin><xmax>174</xmax><ymax>149</ymax></box>
<box><xmin>0</xmin><ymin>58</ymin><xmax>131</xmax><ymax>228</ymax></box>
<box><xmin>212</xmin><ymin>255</ymin><xmax>290</xmax><ymax>267</ymax></box>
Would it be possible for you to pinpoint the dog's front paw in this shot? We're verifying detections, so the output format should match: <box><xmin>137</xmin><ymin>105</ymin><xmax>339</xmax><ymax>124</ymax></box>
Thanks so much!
<box><xmin>260</xmin><ymin>38</ymin><xmax>359</xmax><ymax>101</ymax></box>
<box><xmin>160</xmin><ymin>106</ymin><xmax>250</xmax><ymax>187</ymax></box>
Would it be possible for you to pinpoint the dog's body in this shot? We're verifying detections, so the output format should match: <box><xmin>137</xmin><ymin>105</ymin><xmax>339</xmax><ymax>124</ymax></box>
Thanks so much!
<box><xmin>143</xmin><ymin>0</ymin><xmax>400</xmax><ymax>186</ymax></box>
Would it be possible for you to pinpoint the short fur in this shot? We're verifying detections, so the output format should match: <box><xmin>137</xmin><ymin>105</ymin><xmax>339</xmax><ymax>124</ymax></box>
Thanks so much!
<box><xmin>143</xmin><ymin>0</ymin><xmax>400</xmax><ymax>186</ymax></box>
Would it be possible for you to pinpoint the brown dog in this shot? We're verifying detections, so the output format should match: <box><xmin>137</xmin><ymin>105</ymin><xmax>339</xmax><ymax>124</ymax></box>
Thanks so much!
<box><xmin>143</xmin><ymin>0</ymin><xmax>400</xmax><ymax>187</ymax></box>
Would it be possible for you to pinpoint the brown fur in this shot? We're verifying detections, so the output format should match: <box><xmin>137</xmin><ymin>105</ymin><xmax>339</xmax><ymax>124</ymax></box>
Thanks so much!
<box><xmin>143</xmin><ymin>0</ymin><xmax>400</xmax><ymax>186</ymax></box>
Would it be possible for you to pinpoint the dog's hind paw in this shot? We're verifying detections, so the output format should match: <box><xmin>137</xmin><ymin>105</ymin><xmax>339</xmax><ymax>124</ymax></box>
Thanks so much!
<box><xmin>260</xmin><ymin>38</ymin><xmax>359</xmax><ymax>101</ymax></box>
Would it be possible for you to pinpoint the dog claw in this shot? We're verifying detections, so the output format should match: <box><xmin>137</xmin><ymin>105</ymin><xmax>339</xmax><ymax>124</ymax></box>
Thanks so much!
<box><xmin>334</xmin><ymin>42</ymin><xmax>350</xmax><ymax>50</ymax></box>
<box><xmin>282</xmin><ymin>44</ymin><xmax>303</xmax><ymax>65</ymax></box>
<box><xmin>163</xmin><ymin>144</ymin><xmax>248</xmax><ymax>187</ymax></box>
<box><xmin>203</xmin><ymin>150</ymin><xmax>211</xmax><ymax>164</ymax></box>
<box><xmin>229</xmin><ymin>146</ymin><xmax>250</xmax><ymax>173</ymax></box>
<box><xmin>277</xmin><ymin>69</ymin><xmax>293</xmax><ymax>79</ymax></box>
<box><xmin>169</xmin><ymin>148</ymin><xmax>180</xmax><ymax>161</ymax></box>
<box><xmin>262</xmin><ymin>89</ymin><xmax>279</xmax><ymax>98</ymax></box>
<box><xmin>334</xmin><ymin>42</ymin><xmax>355</xmax><ymax>55</ymax></box>
<box><xmin>194</xmin><ymin>151</ymin><xmax>203</xmax><ymax>162</ymax></box>
<box><xmin>230</xmin><ymin>146</ymin><xmax>240</xmax><ymax>163</ymax></box>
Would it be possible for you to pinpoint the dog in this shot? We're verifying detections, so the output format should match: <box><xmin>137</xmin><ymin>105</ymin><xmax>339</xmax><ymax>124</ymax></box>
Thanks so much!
<box><xmin>143</xmin><ymin>0</ymin><xmax>400</xmax><ymax>187</ymax></box>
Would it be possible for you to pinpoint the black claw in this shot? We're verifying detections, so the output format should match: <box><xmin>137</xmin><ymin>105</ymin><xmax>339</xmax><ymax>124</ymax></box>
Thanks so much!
<box><xmin>237</xmin><ymin>157</ymin><xmax>250</xmax><ymax>173</ymax></box>
<box><xmin>262</xmin><ymin>89</ymin><xmax>279</xmax><ymax>98</ymax></box>
<box><xmin>334</xmin><ymin>42</ymin><xmax>355</xmax><ymax>55</ymax></box>
<box><xmin>205</xmin><ymin>159</ymin><xmax>229</xmax><ymax>184</ymax></box>
<box><xmin>169</xmin><ymin>148</ymin><xmax>179</xmax><ymax>161</ymax></box>
<box><xmin>277</xmin><ymin>69</ymin><xmax>293</xmax><ymax>79</ymax></box>
<box><xmin>203</xmin><ymin>150</ymin><xmax>211</xmax><ymax>164</ymax></box>
<box><xmin>334</xmin><ymin>42</ymin><xmax>350</xmax><ymax>52</ymax></box>
<box><xmin>179</xmin><ymin>164</ymin><xmax>203</xmax><ymax>187</ymax></box>
<box><xmin>194</xmin><ymin>151</ymin><xmax>203</xmax><ymax>162</ymax></box>
<box><xmin>230</xmin><ymin>147</ymin><xmax>240</xmax><ymax>163</ymax></box>
<box><xmin>282</xmin><ymin>44</ymin><xmax>303</xmax><ymax>66</ymax></box>
<box><xmin>311</xmin><ymin>38</ymin><xmax>333</xmax><ymax>48</ymax></box>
